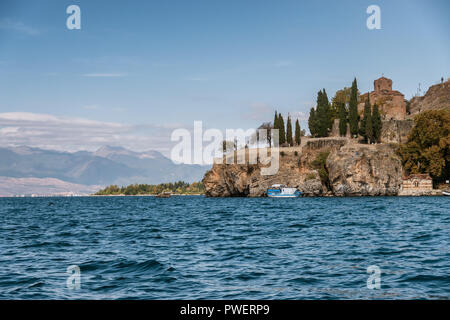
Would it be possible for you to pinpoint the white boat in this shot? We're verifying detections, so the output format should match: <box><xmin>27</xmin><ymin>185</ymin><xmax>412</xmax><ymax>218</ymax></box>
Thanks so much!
<box><xmin>443</xmin><ymin>191</ymin><xmax>450</xmax><ymax>196</ymax></box>
<box><xmin>267</xmin><ymin>184</ymin><xmax>301</xmax><ymax>198</ymax></box>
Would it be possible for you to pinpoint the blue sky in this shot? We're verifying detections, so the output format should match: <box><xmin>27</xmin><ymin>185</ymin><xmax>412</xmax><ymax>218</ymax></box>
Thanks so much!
<box><xmin>0</xmin><ymin>0</ymin><xmax>449</xmax><ymax>154</ymax></box>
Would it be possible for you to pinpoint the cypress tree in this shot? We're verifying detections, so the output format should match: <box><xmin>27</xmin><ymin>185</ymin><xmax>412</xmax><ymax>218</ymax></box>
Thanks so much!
<box><xmin>360</xmin><ymin>94</ymin><xmax>372</xmax><ymax>143</ymax></box>
<box><xmin>286</xmin><ymin>114</ymin><xmax>293</xmax><ymax>146</ymax></box>
<box><xmin>308</xmin><ymin>107</ymin><xmax>317</xmax><ymax>137</ymax></box>
<box><xmin>315</xmin><ymin>89</ymin><xmax>332</xmax><ymax>137</ymax></box>
<box><xmin>366</xmin><ymin>111</ymin><xmax>373</xmax><ymax>144</ymax></box>
<box><xmin>349</xmin><ymin>78</ymin><xmax>359</xmax><ymax>137</ymax></box>
<box><xmin>273</xmin><ymin>111</ymin><xmax>279</xmax><ymax>131</ymax></box>
<box><xmin>295</xmin><ymin>119</ymin><xmax>301</xmax><ymax>145</ymax></box>
<box><xmin>338</xmin><ymin>102</ymin><xmax>347</xmax><ymax>136</ymax></box>
<box><xmin>273</xmin><ymin>111</ymin><xmax>279</xmax><ymax>145</ymax></box>
<box><xmin>324</xmin><ymin>89</ymin><xmax>333</xmax><ymax>132</ymax></box>
<box><xmin>278</xmin><ymin>113</ymin><xmax>286</xmax><ymax>144</ymax></box>
<box><xmin>372</xmin><ymin>103</ymin><xmax>382</xmax><ymax>143</ymax></box>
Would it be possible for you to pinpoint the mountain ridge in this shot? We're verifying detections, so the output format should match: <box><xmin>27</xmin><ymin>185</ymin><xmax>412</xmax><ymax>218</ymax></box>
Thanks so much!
<box><xmin>0</xmin><ymin>145</ymin><xmax>209</xmax><ymax>195</ymax></box>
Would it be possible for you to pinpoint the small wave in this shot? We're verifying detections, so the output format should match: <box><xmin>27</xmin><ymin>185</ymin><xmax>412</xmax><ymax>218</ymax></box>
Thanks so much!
<box><xmin>288</xmin><ymin>223</ymin><xmax>309</xmax><ymax>229</ymax></box>
<box><xmin>400</xmin><ymin>274</ymin><xmax>449</xmax><ymax>283</ymax></box>
<box><xmin>287</xmin><ymin>277</ymin><xmax>321</xmax><ymax>285</ymax></box>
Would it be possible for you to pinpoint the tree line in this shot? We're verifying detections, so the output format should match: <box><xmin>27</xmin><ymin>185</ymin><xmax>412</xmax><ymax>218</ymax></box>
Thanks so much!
<box><xmin>273</xmin><ymin>112</ymin><xmax>303</xmax><ymax>146</ymax></box>
<box><xmin>94</xmin><ymin>181</ymin><xmax>205</xmax><ymax>195</ymax></box>
<box><xmin>308</xmin><ymin>78</ymin><xmax>382</xmax><ymax>143</ymax></box>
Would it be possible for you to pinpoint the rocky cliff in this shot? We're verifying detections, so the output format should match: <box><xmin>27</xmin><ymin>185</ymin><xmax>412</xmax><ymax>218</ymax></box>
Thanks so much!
<box><xmin>203</xmin><ymin>139</ymin><xmax>404</xmax><ymax>197</ymax></box>
<box><xmin>379</xmin><ymin>119</ymin><xmax>414</xmax><ymax>144</ymax></box>
<box><xmin>409</xmin><ymin>79</ymin><xmax>450</xmax><ymax>116</ymax></box>
<box><xmin>327</xmin><ymin>144</ymin><xmax>403</xmax><ymax>196</ymax></box>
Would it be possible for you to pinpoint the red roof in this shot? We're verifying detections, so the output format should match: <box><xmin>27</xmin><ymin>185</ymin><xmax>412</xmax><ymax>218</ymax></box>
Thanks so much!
<box><xmin>402</xmin><ymin>174</ymin><xmax>432</xmax><ymax>180</ymax></box>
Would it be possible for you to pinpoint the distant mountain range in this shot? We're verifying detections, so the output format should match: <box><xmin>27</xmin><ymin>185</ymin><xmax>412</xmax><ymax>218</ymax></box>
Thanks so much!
<box><xmin>0</xmin><ymin>146</ymin><xmax>209</xmax><ymax>196</ymax></box>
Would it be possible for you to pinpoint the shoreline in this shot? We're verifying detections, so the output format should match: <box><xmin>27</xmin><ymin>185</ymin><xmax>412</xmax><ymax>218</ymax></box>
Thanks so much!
<box><xmin>1</xmin><ymin>193</ymin><xmax>446</xmax><ymax>198</ymax></box>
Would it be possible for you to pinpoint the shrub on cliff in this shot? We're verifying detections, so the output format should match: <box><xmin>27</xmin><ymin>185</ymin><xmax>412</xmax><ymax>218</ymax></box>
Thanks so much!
<box><xmin>310</xmin><ymin>151</ymin><xmax>331</xmax><ymax>189</ymax></box>
<box><xmin>397</xmin><ymin>110</ymin><xmax>450</xmax><ymax>182</ymax></box>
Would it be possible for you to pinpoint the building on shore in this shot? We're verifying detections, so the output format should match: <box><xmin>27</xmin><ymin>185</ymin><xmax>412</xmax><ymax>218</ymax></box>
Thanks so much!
<box><xmin>399</xmin><ymin>174</ymin><xmax>435</xmax><ymax>196</ymax></box>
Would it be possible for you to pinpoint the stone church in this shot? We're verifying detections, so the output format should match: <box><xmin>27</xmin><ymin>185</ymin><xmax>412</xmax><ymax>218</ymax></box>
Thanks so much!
<box><xmin>358</xmin><ymin>76</ymin><xmax>406</xmax><ymax>120</ymax></box>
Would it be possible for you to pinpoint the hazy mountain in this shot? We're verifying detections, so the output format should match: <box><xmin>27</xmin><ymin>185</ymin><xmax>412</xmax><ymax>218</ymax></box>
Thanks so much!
<box><xmin>0</xmin><ymin>177</ymin><xmax>100</xmax><ymax>196</ymax></box>
<box><xmin>0</xmin><ymin>146</ymin><xmax>210</xmax><ymax>195</ymax></box>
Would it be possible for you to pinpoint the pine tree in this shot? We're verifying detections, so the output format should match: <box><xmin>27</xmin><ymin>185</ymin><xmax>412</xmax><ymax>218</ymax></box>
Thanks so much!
<box><xmin>308</xmin><ymin>107</ymin><xmax>317</xmax><ymax>137</ymax></box>
<box><xmin>338</xmin><ymin>102</ymin><xmax>347</xmax><ymax>136</ymax></box>
<box><xmin>349</xmin><ymin>78</ymin><xmax>359</xmax><ymax>137</ymax></box>
<box><xmin>295</xmin><ymin>119</ymin><xmax>301</xmax><ymax>145</ymax></box>
<box><xmin>286</xmin><ymin>114</ymin><xmax>293</xmax><ymax>146</ymax></box>
<box><xmin>278</xmin><ymin>113</ymin><xmax>286</xmax><ymax>144</ymax></box>
<box><xmin>372</xmin><ymin>103</ymin><xmax>382</xmax><ymax>143</ymax></box>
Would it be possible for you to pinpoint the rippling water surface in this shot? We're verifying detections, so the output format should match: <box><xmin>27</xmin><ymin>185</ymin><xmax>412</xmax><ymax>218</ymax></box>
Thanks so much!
<box><xmin>0</xmin><ymin>196</ymin><xmax>448</xmax><ymax>299</ymax></box>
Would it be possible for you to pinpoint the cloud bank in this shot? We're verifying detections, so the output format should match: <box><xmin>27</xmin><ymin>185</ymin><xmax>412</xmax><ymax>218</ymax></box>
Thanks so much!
<box><xmin>0</xmin><ymin>112</ymin><xmax>176</xmax><ymax>155</ymax></box>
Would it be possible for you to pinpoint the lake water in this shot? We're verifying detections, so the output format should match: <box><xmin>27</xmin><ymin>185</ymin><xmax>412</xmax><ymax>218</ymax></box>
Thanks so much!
<box><xmin>0</xmin><ymin>196</ymin><xmax>448</xmax><ymax>299</ymax></box>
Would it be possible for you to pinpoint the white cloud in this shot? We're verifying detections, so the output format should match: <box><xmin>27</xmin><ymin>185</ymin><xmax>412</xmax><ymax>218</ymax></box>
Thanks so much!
<box><xmin>0</xmin><ymin>112</ymin><xmax>177</xmax><ymax>155</ymax></box>
<box><xmin>0</xmin><ymin>18</ymin><xmax>40</xmax><ymax>35</ymax></box>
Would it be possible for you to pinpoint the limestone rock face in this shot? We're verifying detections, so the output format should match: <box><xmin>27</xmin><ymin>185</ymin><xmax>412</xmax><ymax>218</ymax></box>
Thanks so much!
<box><xmin>203</xmin><ymin>138</ymin><xmax>405</xmax><ymax>197</ymax></box>
<box><xmin>380</xmin><ymin>119</ymin><xmax>414</xmax><ymax>144</ymax></box>
<box><xmin>203</xmin><ymin>160</ymin><xmax>325</xmax><ymax>197</ymax></box>
<box><xmin>327</xmin><ymin>144</ymin><xmax>403</xmax><ymax>196</ymax></box>
<box><xmin>202</xmin><ymin>142</ymin><xmax>332</xmax><ymax>197</ymax></box>
<box><xmin>409</xmin><ymin>79</ymin><xmax>450</xmax><ymax>116</ymax></box>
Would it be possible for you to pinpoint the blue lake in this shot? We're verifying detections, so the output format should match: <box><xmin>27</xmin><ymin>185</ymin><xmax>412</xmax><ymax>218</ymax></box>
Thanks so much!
<box><xmin>0</xmin><ymin>196</ymin><xmax>448</xmax><ymax>299</ymax></box>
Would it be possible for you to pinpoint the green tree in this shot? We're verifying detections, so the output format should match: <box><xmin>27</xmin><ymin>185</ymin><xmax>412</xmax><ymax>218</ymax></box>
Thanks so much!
<box><xmin>278</xmin><ymin>113</ymin><xmax>286</xmax><ymax>144</ymax></box>
<box><xmin>310</xmin><ymin>151</ymin><xmax>331</xmax><ymax>190</ymax></box>
<box><xmin>286</xmin><ymin>114</ymin><xmax>293</xmax><ymax>146</ymax></box>
<box><xmin>308</xmin><ymin>107</ymin><xmax>317</xmax><ymax>137</ymax></box>
<box><xmin>338</xmin><ymin>102</ymin><xmax>347</xmax><ymax>136</ymax></box>
<box><xmin>273</xmin><ymin>111</ymin><xmax>278</xmax><ymax>130</ymax></box>
<box><xmin>315</xmin><ymin>89</ymin><xmax>332</xmax><ymax>137</ymax></box>
<box><xmin>331</xmin><ymin>87</ymin><xmax>351</xmax><ymax>121</ymax></box>
<box><xmin>349</xmin><ymin>78</ymin><xmax>359</xmax><ymax>137</ymax></box>
<box><xmin>360</xmin><ymin>94</ymin><xmax>373</xmax><ymax>143</ymax></box>
<box><xmin>397</xmin><ymin>110</ymin><xmax>450</xmax><ymax>181</ymax></box>
<box><xmin>372</xmin><ymin>103</ymin><xmax>382</xmax><ymax>143</ymax></box>
<box><xmin>254</xmin><ymin>122</ymin><xmax>273</xmax><ymax>147</ymax></box>
<box><xmin>294</xmin><ymin>119</ymin><xmax>301</xmax><ymax>145</ymax></box>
